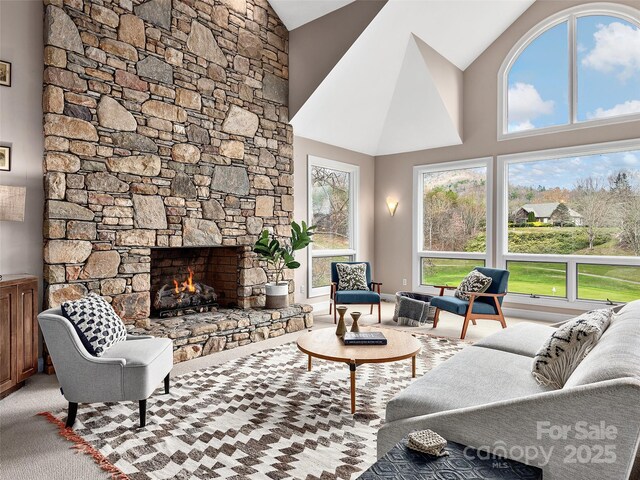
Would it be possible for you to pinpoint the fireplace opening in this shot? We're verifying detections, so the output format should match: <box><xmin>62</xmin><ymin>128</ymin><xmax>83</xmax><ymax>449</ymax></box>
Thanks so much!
<box><xmin>150</xmin><ymin>246</ymin><xmax>244</xmax><ymax>317</ymax></box>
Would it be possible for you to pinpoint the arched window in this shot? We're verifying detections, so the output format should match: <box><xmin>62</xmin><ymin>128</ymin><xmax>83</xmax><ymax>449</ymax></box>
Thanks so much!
<box><xmin>499</xmin><ymin>4</ymin><xmax>640</xmax><ymax>138</ymax></box>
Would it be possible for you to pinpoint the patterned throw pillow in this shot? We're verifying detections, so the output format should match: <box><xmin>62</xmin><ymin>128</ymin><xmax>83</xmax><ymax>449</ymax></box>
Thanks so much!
<box><xmin>336</xmin><ymin>263</ymin><xmax>369</xmax><ymax>291</ymax></box>
<box><xmin>532</xmin><ymin>308</ymin><xmax>612</xmax><ymax>389</ymax></box>
<box><xmin>454</xmin><ymin>270</ymin><xmax>492</xmax><ymax>301</ymax></box>
<box><xmin>61</xmin><ymin>293</ymin><xmax>128</xmax><ymax>357</ymax></box>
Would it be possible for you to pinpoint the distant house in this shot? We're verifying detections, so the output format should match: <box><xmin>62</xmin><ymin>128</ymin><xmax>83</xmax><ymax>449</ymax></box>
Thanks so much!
<box><xmin>514</xmin><ymin>202</ymin><xmax>583</xmax><ymax>226</ymax></box>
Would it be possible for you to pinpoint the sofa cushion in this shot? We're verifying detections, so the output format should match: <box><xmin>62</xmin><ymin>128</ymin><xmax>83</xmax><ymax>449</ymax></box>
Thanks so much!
<box><xmin>386</xmin><ymin>346</ymin><xmax>551</xmax><ymax>423</ymax></box>
<box><xmin>336</xmin><ymin>262</ymin><xmax>369</xmax><ymax>291</ymax></box>
<box><xmin>430</xmin><ymin>295</ymin><xmax>497</xmax><ymax>315</ymax></box>
<box><xmin>565</xmin><ymin>300</ymin><xmax>640</xmax><ymax>387</ymax></box>
<box><xmin>474</xmin><ymin>323</ymin><xmax>557</xmax><ymax>357</ymax></box>
<box><xmin>335</xmin><ymin>290</ymin><xmax>380</xmax><ymax>304</ymax></box>
<box><xmin>454</xmin><ymin>269</ymin><xmax>492</xmax><ymax>301</ymax></box>
<box><xmin>532</xmin><ymin>309</ymin><xmax>612</xmax><ymax>389</ymax></box>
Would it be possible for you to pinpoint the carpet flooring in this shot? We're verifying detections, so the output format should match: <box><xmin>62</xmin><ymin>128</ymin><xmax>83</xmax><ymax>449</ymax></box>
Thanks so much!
<box><xmin>41</xmin><ymin>334</ymin><xmax>467</xmax><ymax>480</ymax></box>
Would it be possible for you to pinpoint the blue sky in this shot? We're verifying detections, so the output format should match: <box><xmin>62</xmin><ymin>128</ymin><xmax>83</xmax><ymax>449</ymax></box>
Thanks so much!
<box><xmin>508</xmin><ymin>150</ymin><xmax>640</xmax><ymax>189</ymax></box>
<box><xmin>508</xmin><ymin>15</ymin><xmax>640</xmax><ymax>131</ymax></box>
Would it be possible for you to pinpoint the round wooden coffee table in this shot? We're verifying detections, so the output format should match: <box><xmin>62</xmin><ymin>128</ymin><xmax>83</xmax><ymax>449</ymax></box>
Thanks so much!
<box><xmin>296</xmin><ymin>327</ymin><xmax>422</xmax><ymax>413</ymax></box>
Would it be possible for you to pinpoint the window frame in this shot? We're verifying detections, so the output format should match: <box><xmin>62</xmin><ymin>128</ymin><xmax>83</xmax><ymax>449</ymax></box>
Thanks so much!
<box><xmin>498</xmin><ymin>3</ymin><xmax>640</xmax><ymax>141</ymax></box>
<box><xmin>307</xmin><ymin>156</ymin><xmax>359</xmax><ymax>297</ymax></box>
<box><xmin>412</xmin><ymin>157</ymin><xmax>493</xmax><ymax>293</ymax></box>
<box><xmin>496</xmin><ymin>138</ymin><xmax>640</xmax><ymax>309</ymax></box>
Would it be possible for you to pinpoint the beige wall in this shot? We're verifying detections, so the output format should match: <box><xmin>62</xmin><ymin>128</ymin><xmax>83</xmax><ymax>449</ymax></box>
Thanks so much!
<box><xmin>0</xmin><ymin>1</ymin><xmax>44</xmax><ymax>300</ymax></box>
<box><xmin>374</xmin><ymin>0</ymin><xmax>640</xmax><ymax>312</ymax></box>
<box><xmin>293</xmin><ymin>136</ymin><xmax>375</xmax><ymax>305</ymax></box>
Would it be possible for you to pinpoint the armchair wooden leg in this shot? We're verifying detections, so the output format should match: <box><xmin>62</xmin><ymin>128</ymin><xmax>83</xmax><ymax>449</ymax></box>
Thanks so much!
<box><xmin>370</xmin><ymin>304</ymin><xmax>373</xmax><ymax>315</ymax></box>
<box><xmin>433</xmin><ymin>309</ymin><xmax>440</xmax><ymax>328</ymax></box>
<box><xmin>329</xmin><ymin>301</ymin><xmax>332</xmax><ymax>315</ymax></box>
<box><xmin>460</xmin><ymin>313</ymin><xmax>473</xmax><ymax>340</ymax></box>
<box><xmin>378</xmin><ymin>302</ymin><xmax>381</xmax><ymax>323</ymax></box>
<box><xmin>164</xmin><ymin>373</ymin><xmax>170</xmax><ymax>394</ymax></box>
<box><xmin>471</xmin><ymin>319</ymin><xmax>477</xmax><ymax>325</ymax></box>
<box><xmin>333</xmin><ymin>303</ymin><xmax>337</xmax><ymax>324</ymax></box>
<box><xmin>139</xmin><ymin>399</ymin><xmax>147</xmax><ymax>428</ymax></box>
<box><xmin>65</xmin><ymin>402</ymin><xmax>78</xmax><ymax>428</ymax></box>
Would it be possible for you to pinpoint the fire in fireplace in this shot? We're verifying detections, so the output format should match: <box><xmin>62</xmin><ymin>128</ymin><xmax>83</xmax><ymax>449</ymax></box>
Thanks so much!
<box><xmin>153</xmin><ymin>267</ymin><xmax>218</xmax><ymax>318</ymax></box>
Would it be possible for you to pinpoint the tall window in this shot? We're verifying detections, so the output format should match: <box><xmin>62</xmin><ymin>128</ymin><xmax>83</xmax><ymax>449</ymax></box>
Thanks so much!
<box><xmin>308</xmin><ymin>157</ymin><xmax>358</xmax><ymax>296</ymax></box>
<box><xmin>414</xmin><ymin>158</ymin><xmax>491</xmax><ymax>289</ymax></box>
<box><xmin>498</xmin><ymin>140</ymin><xmax>640</xmax><ymax>304</ymax></box>
<box><xmin>500</xmin><ymin>5</ymin><xmax>640</xmax><ymax>138</ymax></box>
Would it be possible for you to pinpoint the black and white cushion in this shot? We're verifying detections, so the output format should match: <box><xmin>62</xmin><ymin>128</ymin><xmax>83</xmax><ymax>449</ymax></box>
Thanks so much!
<box><xmin>532</xmin><ymin>308</ymin><xmax>612</xmax><ymax>389</ymax></box>
<box><xmin>336</xmin><ymin>263</ymin><xmax>369</xmax><ymax>291</ymax></box>
<box><xmin>454</xmin><ymin>270</ymin><xmax>492</xmax><ymax>301</ymax></box>
<box><xmin>61</xmin><ymin>293</ymin><xmax>127</xmax><ymax>357</ymax></box>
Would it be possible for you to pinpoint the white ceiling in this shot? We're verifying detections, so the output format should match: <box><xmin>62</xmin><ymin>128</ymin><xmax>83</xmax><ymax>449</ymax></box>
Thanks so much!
<box><xmin>268</xmin><ymin>0</ymin><xmax>355</xmax><ymax>31</ymax></box>
<box><xmin>286</xmin><ymin>0</ymin><xmax>536</xmax><ymax>156</ymax></box>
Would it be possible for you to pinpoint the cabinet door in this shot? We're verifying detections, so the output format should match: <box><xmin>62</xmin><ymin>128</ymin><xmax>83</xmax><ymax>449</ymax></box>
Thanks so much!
<box><xmin>17</xmin><ymin>281</ymin><xmax>38</xmax><ymax>382</ymax></box>
<box><xmin>0</xmin><ymin>286</ymin><xmax>17</xmax><ymax>393</ymax></box>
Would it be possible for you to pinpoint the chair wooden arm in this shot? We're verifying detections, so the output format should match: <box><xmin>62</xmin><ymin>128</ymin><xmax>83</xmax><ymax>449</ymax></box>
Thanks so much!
<box><xmin>466</xmin><ymin>291</ymin><xmax>507</xmax><ymax>298</ymax></box>
<box><xmin>330</xmin><ymin>282</ymin><xmax>337</xmax><ymax>298</ymax></box>
<box><xmin>370</xmin><ymin>282</ymin><xmax>382</xmax><ymax>294</ymax></box>
<box><xmin>433</xmin><ymin>285</ymin><xmax>455</xmax><ymax>296</ymax></box>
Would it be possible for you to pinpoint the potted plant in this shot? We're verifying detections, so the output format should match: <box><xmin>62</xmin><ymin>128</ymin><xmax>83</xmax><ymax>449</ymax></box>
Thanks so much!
<box><xmin>253</xmin><ymin>220</ymin><xmax>315</xmax><ymax>308</ymax></box>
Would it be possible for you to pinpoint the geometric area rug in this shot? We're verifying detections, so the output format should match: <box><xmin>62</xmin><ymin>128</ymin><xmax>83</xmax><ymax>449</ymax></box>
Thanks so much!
<box><xmin>39</xmin><ymin>333</ymin><xmax>466</xmax><ymax>480</ymax></box>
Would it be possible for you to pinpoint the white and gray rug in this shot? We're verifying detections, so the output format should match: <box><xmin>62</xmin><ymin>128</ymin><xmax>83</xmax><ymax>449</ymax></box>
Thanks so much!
<box><xmin>40</xmin><ymin>334</ymin><xmax>466</xmax><ymax>480</ymax></box>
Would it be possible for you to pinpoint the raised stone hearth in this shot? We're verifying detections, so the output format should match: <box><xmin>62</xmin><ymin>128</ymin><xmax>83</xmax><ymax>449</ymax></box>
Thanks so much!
<box><xmin>129</xmin><ymin>304</ymin><xmax>313</xmax><ymax>363</ymax></box>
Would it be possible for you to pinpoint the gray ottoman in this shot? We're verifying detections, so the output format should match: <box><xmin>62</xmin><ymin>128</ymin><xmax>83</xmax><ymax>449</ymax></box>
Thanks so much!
<box><xmin>393</xmin><ymin>291</ymin><xmax>435</xmax><ymax>327</ymax></box>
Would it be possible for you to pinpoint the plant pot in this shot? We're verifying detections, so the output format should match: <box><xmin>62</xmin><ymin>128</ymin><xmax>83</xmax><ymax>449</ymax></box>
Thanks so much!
<box><xmin>265</xmin><ymin>282</ymin><xmax>289</xmax><ymax>309</ymax></box>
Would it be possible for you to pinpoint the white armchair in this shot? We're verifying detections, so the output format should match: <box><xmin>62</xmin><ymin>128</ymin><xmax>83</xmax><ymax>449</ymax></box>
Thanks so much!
<box><xmin>38</xmin><ymin>307</ymin><xmax>173</xmax><ymax>428</ymax></box>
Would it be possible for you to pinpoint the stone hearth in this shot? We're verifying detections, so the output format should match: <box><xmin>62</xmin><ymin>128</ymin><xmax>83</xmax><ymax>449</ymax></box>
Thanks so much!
<box><xmin>129</xmin><ymin>304</ymin><xmax>313</xmax><ymax>363</ymax></box>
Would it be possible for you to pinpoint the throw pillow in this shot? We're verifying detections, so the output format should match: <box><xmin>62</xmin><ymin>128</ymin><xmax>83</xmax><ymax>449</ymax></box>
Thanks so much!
<box><xmin>532</xmin><ymin>308</ymin><xmax>613</xmax><ymax>389</ymax></box>
<box><xmin>336</xmin><ymin>263</ymin><xmax>369</xmax><ymax>291</ymax></box>
<box><xmin>454</xmin><ymin>270</ymin><xmax>492</xmax><ymax>301</ymax></box>
<box><xmin>61</xmin><ymin>293</ymin><xmax>128</xmax><ymax>357</ymax></box>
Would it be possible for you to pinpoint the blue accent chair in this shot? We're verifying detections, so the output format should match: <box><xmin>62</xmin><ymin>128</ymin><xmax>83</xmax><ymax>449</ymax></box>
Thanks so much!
<box><xmin>430</xmin><ymin>267</ymin><xmax>510</xmax><ymax>339</ymax></box>
<box><xmin>330</xmin><ymin>261</ymin><xmax>382</xmax><ymax>324</ymax></box>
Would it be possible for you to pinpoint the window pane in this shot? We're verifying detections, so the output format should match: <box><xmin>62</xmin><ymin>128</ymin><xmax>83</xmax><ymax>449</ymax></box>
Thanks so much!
<box><xmin>577</xmin><ymin>264</ymin><xmax>640</xmax><ymax>303</ymax></box>
<box><xmin>422</xmin><ymin>166</ymin><xmax>487</xmax><ymax>252</ymax></box>
<box><xmin>312</xmin><ymin>255</ymin><xmax>354</xmax><ymax>289</ymax></box>
<box><xmin>506</xmin><ymin>261</ymin><xmax>567</xmax><ymax>298</ymax></box>
<box><xmin>421</xmin><ymin>258</ymin><xmax>485</xmax><ymax>287</ymax></box>
<box><xmin>507</xmin><ymin>21</ymin><xmax>569</xmax><ymax>132</ymax></box>
<box><xmin>577</xmin><ymin>16</ymin><xmax>640</xmax><ymax>122</ymax></box>
<box><xmin>507</xmin><ymin>150</ymin><xmax>640</xmax><ymax>256</ymax></box>
<box><xmin>311</xmin><ymin>165</ymin><xmax>351</xmax><ymax>250</ymax></box>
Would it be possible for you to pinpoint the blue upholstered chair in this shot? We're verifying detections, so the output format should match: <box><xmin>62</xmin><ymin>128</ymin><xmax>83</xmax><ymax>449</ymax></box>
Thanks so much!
<box><xmin>430</xmin><ymin>266</ymin><xmax>510</xmax><ymax>340</ymax></box>
<box><xmin>330</xmin><ymin>261</ymin><xmax>382</xmax><ymax>324</ymax></box>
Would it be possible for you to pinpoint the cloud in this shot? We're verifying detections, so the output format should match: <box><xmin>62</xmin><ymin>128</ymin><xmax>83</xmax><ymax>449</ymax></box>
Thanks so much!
<box><xmin>508</xmin><ymin>83</ymin><xmax>554</xmax><ymax>129</ymax></box>
<box><xmin>587</xmin><ymin>100</ymin><xmax>640</xmax><ymax>119</ymax></box>
<box><xmin>581</xmin><ymin>22</ymin><xmax>640</xmax><ymax>81</ymax></box>
<box><xmin>623</xmin><ymin>153</ymin><xmax>639</xmax><ymax>165</ymax></box>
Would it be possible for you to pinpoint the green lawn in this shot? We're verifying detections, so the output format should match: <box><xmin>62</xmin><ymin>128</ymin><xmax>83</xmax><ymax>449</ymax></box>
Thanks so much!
<box><xmin>421</xmin><ymin>259</ymin><xmax>640</xmax><ymax>303</ymax></box>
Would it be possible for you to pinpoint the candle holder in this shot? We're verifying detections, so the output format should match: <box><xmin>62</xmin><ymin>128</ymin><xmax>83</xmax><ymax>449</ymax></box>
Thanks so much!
<box><xmin>350</xmin><ymin>311</ymin><xmax>362</xmax><ymax>333</ymax></box>
<box><xmin>335</xmin><ymin>306</ymin><xmax>347</xmax><ymax>337</ymax></box>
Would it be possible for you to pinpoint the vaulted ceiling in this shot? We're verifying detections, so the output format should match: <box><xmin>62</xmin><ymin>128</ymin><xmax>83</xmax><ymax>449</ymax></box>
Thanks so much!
<box><xmin>270</xmin><ymin>0</ymin><xmax>536</xmax><ymax>156</ymax></box>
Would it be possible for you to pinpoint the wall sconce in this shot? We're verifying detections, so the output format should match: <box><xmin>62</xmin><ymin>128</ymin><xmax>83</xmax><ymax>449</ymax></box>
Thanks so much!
<box><xmin>386</xmin><ymin>197</ymin><xmax>398</xmax><ymax>217</ymax></box>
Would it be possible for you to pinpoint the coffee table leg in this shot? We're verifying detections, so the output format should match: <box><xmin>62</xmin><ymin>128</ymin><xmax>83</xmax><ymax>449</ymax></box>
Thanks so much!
<box><xmin>412</xmin><ymin>355</ymin><xmax>416</xmax><ymax>378</ymax></box>
<box><xmin>350</xmin><ymin>362</ymin><xmax>357</xmax><ymax>413</ymax></box>
<box><xmin>308</xmin><ymin>355</ymin><xmax>312</xmax><ymax>371</ymax></box>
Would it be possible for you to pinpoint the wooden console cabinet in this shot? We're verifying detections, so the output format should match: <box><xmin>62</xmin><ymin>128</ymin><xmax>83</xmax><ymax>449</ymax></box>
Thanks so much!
<box><xmin>0</xmin><ymin>274</ymin><xmax>38</xmax><ymax>397</ymax></box>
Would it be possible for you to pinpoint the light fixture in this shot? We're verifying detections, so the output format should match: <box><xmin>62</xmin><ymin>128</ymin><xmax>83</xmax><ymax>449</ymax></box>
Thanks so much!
<box><xmin>386</xmin><ymin>197</ymin><xmax>398</xmax><ymax>217</ymax></box>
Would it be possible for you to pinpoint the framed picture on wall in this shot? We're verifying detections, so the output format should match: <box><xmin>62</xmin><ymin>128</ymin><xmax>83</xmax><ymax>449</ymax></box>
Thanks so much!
<box><xmin>0</xmin><ymin>146</ymin><xmax>11</xmax><ymax>171</ymax></box>
<box><xmin>0</xmin><ymin>61</ymin><xmax>11</xmax><ymax>87</ymax></box>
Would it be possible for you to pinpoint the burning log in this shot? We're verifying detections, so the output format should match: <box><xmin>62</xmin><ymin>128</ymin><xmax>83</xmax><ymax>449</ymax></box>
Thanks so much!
<box><xmin>153</xmin><ymin>268</ymin><xmax>218</xmax><ymax>312</ymax></box>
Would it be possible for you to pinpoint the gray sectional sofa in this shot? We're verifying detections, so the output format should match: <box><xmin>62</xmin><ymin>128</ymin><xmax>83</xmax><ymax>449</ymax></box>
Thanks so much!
<box><xmin>378</xmin><ymin>300</ymin><xmax>640</xmax><ymax>479</ymax></box>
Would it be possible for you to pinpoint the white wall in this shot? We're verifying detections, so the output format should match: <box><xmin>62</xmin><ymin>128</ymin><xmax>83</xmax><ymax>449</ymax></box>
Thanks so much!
<box><xmin>293</xmin><ymin>136</ymin><xmax>375</xmax><ymax>306</ymax></box>
<box><xmin>0</xmin><ymin>0</ymin><xmax>44</xmax><ymax>301</ymax></box>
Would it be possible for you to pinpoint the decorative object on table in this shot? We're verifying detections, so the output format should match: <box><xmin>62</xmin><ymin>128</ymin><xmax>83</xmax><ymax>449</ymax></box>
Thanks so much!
<box><xmin>407</xmin><ymin>429</ymin><xmax>448</xmax><ymax>457</ymax></box>
<box><xmin>335</xmin><ymin>305</ymin><xmax>347</xmax><ymax>337</ymax></box>
<box><xmin>360</xmin><ymin>438</ymin><xmax>542</xmax><ymax>480</ymax></box>
<box><xmin>336</xmin><ymin>262</ymin><xmax>369</xmax><ymax>290</ymax></box>
<box><xmin>343</xmin><ymin>331</ymin><xmax>387</xmax><ymax>345</ymax></box>
<box><xmin>253</xmin><ymin>220</ymin><xmax>315</xmax><ymax>309</ymax></box>
<box><xmin>350</xmin><ymin>311</ymin><xmax>361</xmax><ymax>332</ymax></box>
<box><xmin>0</xmin><ymin>146</ymin><xmax>11</xmax><ymax>171</ymax></box>
<box><xmin>393</xmin><ymin>291</ymin><xmax>436</xmax><ymax>326</ymax></box>
<box><xmin>0</xmin><ymin>275</ymin><xmax>38</xmax><ymax>398</ymax></box>
<box><xmin>0</xmin><ymin>60</ymin><xmax>10</xmax><ymax>87</ymax></box>
<box><xmin>330</xmin><ymin>261</ymin><xmax>382</xmax><ymax>323</ymax></box>
<box><xmin>532</xmin><ymin>308</ymin><xmax>612</xmax><ymax>389</ymax></box>
<box><xmin>0</xmin><ymin>185</ymin><xmax>27</xmax><ymax>281</ymax></box>
<box><xmin>430</xmin><ymin>266</ymin><xmax>510</xmax><ymax>339</ymax></box>
<box><xmin>38</xmin><ymin>304</ymin><xmax>173</xmax><ymax>428</ymax></box>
